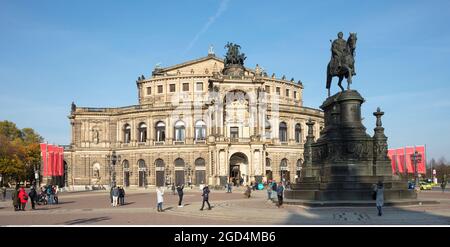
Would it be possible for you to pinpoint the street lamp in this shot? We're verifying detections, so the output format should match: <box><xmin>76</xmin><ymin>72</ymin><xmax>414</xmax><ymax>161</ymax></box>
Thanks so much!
<box><xmin>107</xmin><ymin>151</ymin><xmax>121</xmax><ymax>188</ymax></box>
<box><xmin>411</xmin><ymin>151</ymin><xmax>422</xmax><ymax>188</ymax></box>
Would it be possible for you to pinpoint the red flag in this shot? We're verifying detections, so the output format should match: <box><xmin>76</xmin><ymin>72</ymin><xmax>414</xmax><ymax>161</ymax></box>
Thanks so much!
<box><xmin>40</xmin><ymin>143</ymin><xmax>48</xmax><ymax>176</ymax></box>
<box><xmin>58</xmin><ymin>147</ymin><xmax>64</xmax><ymax>176</ymax></box>
<box><xmin>405</xmin><ymin>147</ymin><xmax>415</xmax><ymax>173</ymax></box>
<box><xmin>415</xmin><ymin>146</ymin><xmax>426</xmax><ymax>174</ymax></box>
<box><xmin>395</xmin><ymin>148</ymin><xmax>405</xmax><ymax>173</ymax></box>
<box><xmin>48</xmin><ymin>145</ymin><xmax>55</xmax><ymax>176</ymax></box>
<box><xmin>388</xmin><ymin>149</ymin><xmax>396</xmax><ymax>174</ymax></box>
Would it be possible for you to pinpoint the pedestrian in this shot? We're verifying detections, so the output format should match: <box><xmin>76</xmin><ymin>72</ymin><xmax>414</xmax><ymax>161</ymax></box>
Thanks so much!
<box><xmin>119</xmin><ymin>187</ymin><xmax>125</xmax><ymax>205</ymax></box>
<box><xmin>1</xmin><ymin>186</ymin><xmax>6</xmax><ymax>201</ymax></box>
<box><xmin>227</xmin><ymin>182</ymin><xmax>232</xmax><ymax>193</ymax></box>
<box><xmin>111</xmin><ymin>186</ymin><xmax>119</xmax><ymax>207</ymax></box>
<box><xmin>18</xmin><ymin>187</ymin><xmax>28</xmax><ymax>211</ymax></box>
<box><xmin>244</xmin><ymin>185</ymin><xmax>252</xmax><ymax>198</ymax></box>
<box><xmin>271</xmin><ymin>180</ymin><xmax>277</xmax><ymax>200</ymax></box>
<box><xmin>441</xmin><ymin>179</ymin><xmax>447</xmax><ymax>193</ymax></box>
<box><xmin>156</xmin><ymin>187</ymin><xmax>164</xmax><ymax>212</ymax></box>
<box><xmin>28</xmin><ymin>186</ymin><xmax>38</xmax><ymax>210</ymax></box>
<box><xmin>110</xmin><ymin>186</ymin><xmax>113</xmax><ymax>205</ymax></box>
<box><xmin>53</xmin><ymin>185</ymin><xmax>59</xmax><ymax>204</ymax></box>
<box><xmin>375</xmin><ymin>181</ymin><xmax>384</xmax><ymax>216</ymax></box>
<box><xmin>200</xmin><ymin>185</ymin><xmax>211</xmax><ymax>210</ymax></box>
<box><xmin>12</xmin><ymin>185</ymin><xmax>20</xmax><ymax>211</ymax></box>
<box><xmin>46</xmin><ymin>185</ymin><xmax>53</xmax><ymax>205</ymax></box>
<box><xmin>177</xmin><ymin>184</ymin><xmax>184</xmax><ymax>207</ymax></box>
<box><xmin>266</xmin><ymin>181</ymin><xmax>272</xmax><ymax>200</ymax></box>
<box><xmin>276</xmin><ymin>182</ymin><xmax>284</xmax><ymax>208</ymax></box>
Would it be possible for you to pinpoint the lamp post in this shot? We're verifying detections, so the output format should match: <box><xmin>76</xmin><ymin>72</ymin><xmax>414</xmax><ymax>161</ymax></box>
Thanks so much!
<box><xmin>107</xmin><ymin>151</ymin><xmax>121</xmax><ymax>188</ymax></box>
<box><xmin>411</xmin><ymin>151</ymin><xmax>422</xmax><ymax>188</ymax></box>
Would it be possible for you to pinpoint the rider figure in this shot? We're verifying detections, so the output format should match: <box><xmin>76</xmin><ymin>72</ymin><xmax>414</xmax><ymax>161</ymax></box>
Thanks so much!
<box><xmin>330</xmin><ymin>32</ymin><xmax>347</xmax><ymax>76</ymax></box>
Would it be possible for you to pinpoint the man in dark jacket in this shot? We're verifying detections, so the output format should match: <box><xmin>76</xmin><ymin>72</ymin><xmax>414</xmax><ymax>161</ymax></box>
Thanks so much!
<box><xmin>12</xmin><ymin>185</ymin><xmax>20</xmax><ymax>211</ymax></box>
<box><xmin>177</xmin><ymin>184</ymin><xmax>184</xmax><ymax>207</ymax></box>
<box><xmin>28</xmin><ymin>186</ymin><xmax>38</xmax><ymax>210</ymax></box>
<box><xmin>119</xmin><ymin>187</ymin><xmax>125</xmax><ymax>205</ymax></box>
<box><xmin>200</xmin><ymin>185</ymin><xmax>211</xmax><ymax>210</ymax></box>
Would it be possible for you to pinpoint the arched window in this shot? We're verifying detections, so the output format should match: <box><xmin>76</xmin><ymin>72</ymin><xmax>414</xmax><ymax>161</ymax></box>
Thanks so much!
<box><xmin>280</xmin><ymin>158</ymin><xmax>288</xmax><ymax>170</ymax></box>
<box><xmin>138</xmin><ymin>159</ymin><xmax>146</xmax><ymax>170</ymax></box>
<box><xmin>155</xmin><ymin>121</ymin><xmax>165</xmax><ymax>142</ymax></box>
<box><xmin>195</xmin><ymin>158</ymin><xmax>206</xmax><ymax>167</ymax></box>
<box><xmin>122</xmin><ymin>160</ymin><xmax>130</xmax><ymax>170</ymax></box>
<box><xmin>265</xmin><ymin>119</ymin><xmax>272</xmax><ymax>139</ymax></box>
<box><xmin>174</xmin><ymin>121</ymin><xmax>185</xmax><ymax>142</ymax></box>
<box><xmin>195</xmin><ymin>120</ymin><xmax>206</xmax><ymax>141</ymax></box>
<box><xmin>93</xmin><ymin>163</ymin><xmax>100</xmax><ymax>178</ymax></box>
<box><xmin>123</xmin><ymin>124</ymin><xmax>131</xmax><ymax>143</ymax></box>
<box><xmin>155</xmin><ymin>159</ymin><xmax>165</xmax><ymax>168</ymax></box>
<box><xmin>296</xmin><ymin>159</ymin><xmax>303</xmax><ymax>169</ymax></box>
<box><xmin>279</xmin><ymin>122</ymin><xmax>287</xmax><ymax>142</ymax></box>
<box><xmin>174</xmin><ymin>158</ymin><xmax>185</xmax><ymax>167</ymax></box>
<box><xmin>138</xmin><ymin>122</ymin><xmax>147</xmax><ymax>142</ymax></box>
<box><xmin>295</xmin><ymin>123</ymin><xmax>302</xmax><ymax>143</ymax></box>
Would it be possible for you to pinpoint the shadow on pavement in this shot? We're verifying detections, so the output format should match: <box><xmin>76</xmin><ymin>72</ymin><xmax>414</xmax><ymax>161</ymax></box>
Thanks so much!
<box><xmin>63</xmin><ymin>216</ymin><xmax>111</xmax><ymax>225</ymax></box>
<box><xmin>281</xmin><ymin>204</ymin><xmax>450</xmax><ymax>225</ymax></box>
<box><xmin>55</xmin><ymin>201</ymin><xmax>75</xmax><ymax>205</ymax></box>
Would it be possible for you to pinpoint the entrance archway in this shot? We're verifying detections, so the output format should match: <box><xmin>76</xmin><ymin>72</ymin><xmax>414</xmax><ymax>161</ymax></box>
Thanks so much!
<box><xmin>138</xmin><ymin>159</ymin><xmax>147</xmax><ymax>187</ymax></box>
<box><xmin>229</xmin><ymin>152</ymin><xmax>248</xmax><ymax>186</ymax></box>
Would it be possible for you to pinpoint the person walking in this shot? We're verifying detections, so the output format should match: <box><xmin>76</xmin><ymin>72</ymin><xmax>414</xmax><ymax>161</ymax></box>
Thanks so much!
<box><xmin>53</xmin><ymin>185</ymin><xmax>59</xmax><ymax>204</ymax></box>
<box><xmin>28</xmin><ymin>186</ymin><xmax>38</xmax><ymax>210</ymax></box>
<box><xmin>177</xmin><ymin>184</ymin><xmax>184</xmax><ymax>207</ymax></box>
<box><xmin>200</xmin><ymin>185</ymin><xmax>211</xmax><ymax>210</ymax></box>
<box><xmin>46</xmin><ymin>185</ymin><xmax>53</xmax><ymax>205</ymax></box>
<box><xmin>111</xmin><ymin>186</ymin><xmax>119</xmax><ymax>207</ymax></box>
<box><xmin>276</xmin><ymin>182</ymin><xmax>284</xmax><ymax>208</ymax></box>
<box><xmin>12</xmin><ymin>185</ymin><xmax>20</xmax><ymax>211</ymax></box>
<box><xmin>271</xmin><ymin>180</ymin><xmax>277</xmax><ymax>200</ymax></box>
<box><xmin>18</xmin><ymin>187</ymin><xmax>28</xmax><ymax>211</ymax></box>
<box><xmin>266</xmin><ymin>181</ymin><xmax>272</xmax><ymax>201</ymax></box>
<box><xmin>156</xmin><ymin>187</ymin><xmax>164</xmax><ymax>212</ymax></box>
<box><xmin>119</xmin><ymin>187</ymin><xmax>125</xmax><ymax>205</ymax></box>
<box><xmin>441</xmin><ymin>177</ymin><xmax>447</xmax><ymax>193</ymax></box>
<box><xmin>375</xmin><ymin>181</ymin><xmax>384</xmax><ymax>216</ymax></box>
<box><xmin>1</xmin><ymin>186</ymin><xmax>6</xmax><ymax>201</ymax></box>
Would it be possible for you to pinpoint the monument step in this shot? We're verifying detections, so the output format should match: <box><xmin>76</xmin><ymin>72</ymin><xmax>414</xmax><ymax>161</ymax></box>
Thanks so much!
<box><xmin>285</xmin><ymin>189</ymin><xmax>417</xmax><ymax>201</ymax></box>
<box><xmin>282</xmin><ymin>198</ymin><xmax>439</xmax><ymax>207</ymax></box>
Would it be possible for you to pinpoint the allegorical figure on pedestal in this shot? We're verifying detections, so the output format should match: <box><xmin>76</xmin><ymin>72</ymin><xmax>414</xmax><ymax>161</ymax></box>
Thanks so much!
<box><xmin>326</xmin><ymin>32</ymin><xmax>357</xmax><ymax>96</ymax></box>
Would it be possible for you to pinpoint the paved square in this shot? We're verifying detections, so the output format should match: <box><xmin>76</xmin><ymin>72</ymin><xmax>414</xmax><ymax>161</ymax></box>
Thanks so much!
<box><xmin>1</xmin><ymin>188</ymin><xmax>449</xmax><ymax>225</ymax></box>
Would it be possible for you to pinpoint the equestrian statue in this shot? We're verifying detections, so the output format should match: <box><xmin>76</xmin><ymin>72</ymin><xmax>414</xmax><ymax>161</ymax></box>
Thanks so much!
<box><xmin>326</xmin><ymin>32</ymin><xmax>357</xmax><ymax>97</ymax></box>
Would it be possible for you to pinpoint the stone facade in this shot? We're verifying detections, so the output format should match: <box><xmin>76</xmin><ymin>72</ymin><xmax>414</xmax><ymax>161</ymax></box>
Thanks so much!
<box><xmin>63</xmin><ymin>52</ymin><xmax>324</xmax><ymax>189</ymax></box>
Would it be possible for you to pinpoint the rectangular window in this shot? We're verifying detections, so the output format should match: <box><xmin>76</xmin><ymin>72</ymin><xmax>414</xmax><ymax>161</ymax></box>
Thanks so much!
<box><xmin>146</xmin><ymin>87</ymin><xmax>151</xmax><ymax>95</ymax></box>
<box><xmin>169</xmin><ymin>84</ymin><xmax>176</xmax><ymax>92</ymax></box>
<box><xmin>157</xmin><ymin>85</ymin><xmax>163</xmax><ymax>94</ymax></box>
<box><xmin>265</xmin><ymin>85</ymin><xmax>270</xmax><ymax>93</ymax></box>
<box><xmin>276</xmin><ymin>87</ymin><xmax>280</xmax><ymax>95</ymax></box>
<box><xmin>183</xmin><ymin>83</ymin><xmax>189</xmax><ymax>91</ymax></box>
<box><xmin>286</xmin><ymin>89</ymin><xmax>290</xmax><ymax>97</ymax></box>
<box><xmin>196</xmin><ymin>82</ymin><xmax>203</xmax><ymax>91</ymax></box>
<box><xmin>230</xmin><ymin>127</ymin><xmax>239</xmax><ymax>139</ymax></box>
<box><xmin>294</xmin><ymin>91</ymin><xmax>297</xmax><ymax>99</ymax></box>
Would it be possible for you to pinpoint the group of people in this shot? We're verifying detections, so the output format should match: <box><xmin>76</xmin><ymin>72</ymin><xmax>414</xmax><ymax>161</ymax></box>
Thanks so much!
<box><xmin>10</xmin><ymin>184</ymin><xmax>58</xmax><ymax>211</ymax></box>
<box><xmin>266</xmin><ymin>180</ymin><xmax>285</xmax><ymax>208</ymax></box>
<box><xmin>110</xmin><ymin>186</ymin><xmax>126</xmax><ymax>207</ymax></box>
<box><xmin>156</xmin><ymin>184</ymin><xmax>211</xmax><ymax>212</ymax></box>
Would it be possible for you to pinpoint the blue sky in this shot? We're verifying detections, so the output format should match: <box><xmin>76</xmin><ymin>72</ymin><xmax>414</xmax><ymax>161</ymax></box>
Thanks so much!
<box><xmin>1</xmin><ymin>0</ymin><xmax>449</xmax><ymax>161</ymax></box>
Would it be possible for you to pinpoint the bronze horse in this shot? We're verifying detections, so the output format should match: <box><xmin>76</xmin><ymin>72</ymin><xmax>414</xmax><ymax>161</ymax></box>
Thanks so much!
<box><xmin>326</xmin><ymin>33</ymin><xmax>357</xmax><ymax>97</ymax></box>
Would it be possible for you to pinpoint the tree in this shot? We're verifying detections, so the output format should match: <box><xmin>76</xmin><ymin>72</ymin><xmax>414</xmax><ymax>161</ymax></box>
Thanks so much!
<box><xmin>0</xmin><ymin>120</ymin><xmax>43</xmax><ymax>186</ymax></box>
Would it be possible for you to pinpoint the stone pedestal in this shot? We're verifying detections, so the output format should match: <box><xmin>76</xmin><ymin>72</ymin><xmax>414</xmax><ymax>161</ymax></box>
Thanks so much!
<box><xmin>287</xmin><ymin>90</ymin><xmax>417</xmax><ymax>202</ymax></box>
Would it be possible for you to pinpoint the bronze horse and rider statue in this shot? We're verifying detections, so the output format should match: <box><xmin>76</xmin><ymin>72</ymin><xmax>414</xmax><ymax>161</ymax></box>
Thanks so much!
<box><xmin>326</xmin><ymin>32</ymin><xmax>357</xmax><ymax>97</ymax></box>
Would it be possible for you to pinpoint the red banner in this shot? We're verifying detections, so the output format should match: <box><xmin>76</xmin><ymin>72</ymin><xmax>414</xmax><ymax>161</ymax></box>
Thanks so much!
<box><xmin>405</xmin><ymin>147</ymin><xmax>415</xmax><ymax>173</ymax></box>
<box><xmin>40</xmin><ymin>143</ymin><xmax>48</xmax><ymax>176</ymax></box>
<box><xmin>48</xmin><ymin>145</ymin><xmax>55</xmax><ymax>176</ymax></box>
<box><xmin>387</xmin><ymin>149</ymin><xmax>396</xmax><ymax>174</ymax></box>
<box><xmin>58</xmin><ymin>146</ymin><xmax>64</xmax><ymax>176</ymax></box>
<box><xmin>395</xmin><ymin>148</ymin><xmax>405</xmax><ymax>173</ymax></box>
<box><xmin>415</xmin><ymin>146</ymin><xmax>426</xmax><ymax>174</ymax></box>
